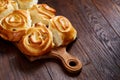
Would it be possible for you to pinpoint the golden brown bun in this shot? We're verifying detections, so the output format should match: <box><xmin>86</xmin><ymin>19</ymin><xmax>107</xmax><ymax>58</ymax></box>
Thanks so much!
<box><xmin>16</xmin><ymin>23</ymin><xmax>53</xmax><ymax>56</ymax></box>
<box><xmin>48</xmin><ymin>16</ymin><xmax>77</xmax><ymax>47</ymax></box>
<box><xmin>0</xmin><ymin>10</ymin><xmax>32</xmax><ymax>41</ymax></box>
<box><xmin>0</xmin><ymin>0</ymin><xmax>18</xmax><ymax>20</ymax></box>
<box><xmin>16</xmin><ymin>0</ymin><xmax>38</xmax><ymax>9</ymax></box>
<box><xmin>29</xmin><ymin>4</ymin><xmax>56</xmax><ymax>25</ymax></box>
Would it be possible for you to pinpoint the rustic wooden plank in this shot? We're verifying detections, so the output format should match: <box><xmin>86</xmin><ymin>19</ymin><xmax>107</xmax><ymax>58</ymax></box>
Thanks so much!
<box><xmin>80</xmin><ymin>0</ymin><xmax>120</xmax><ymax>80</ymax></box>
<box><xmin>92</xmin><ymin>0</ymin><xmax>120</xmax><ymax>36</ymax></box>
<box><xmin>70</xmin><ymin>0</ymin><xmax>120</xmax><ymax>80</ymax></box>
<box><xmin>111</xmin><ymin>0</ymin><xmax>120</xmax><ymax>6</ymax></box>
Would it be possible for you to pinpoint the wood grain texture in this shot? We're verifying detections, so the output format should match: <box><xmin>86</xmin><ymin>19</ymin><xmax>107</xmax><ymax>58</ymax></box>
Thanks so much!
<box><xmin>0</xmin><ymin>0</ymin><xmax>120</xmax><ymax>80</ymax></box>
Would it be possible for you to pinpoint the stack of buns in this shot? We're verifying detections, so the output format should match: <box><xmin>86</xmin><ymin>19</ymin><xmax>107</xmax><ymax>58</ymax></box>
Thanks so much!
<box><xmin>0</xmin><ymin>0</ymin><xmax>77</xmax><ymax>58</ymax></box>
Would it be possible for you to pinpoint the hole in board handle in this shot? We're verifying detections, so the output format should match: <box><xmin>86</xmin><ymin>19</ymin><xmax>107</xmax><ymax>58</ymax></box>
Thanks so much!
<box><xmin>69</xmin><ymin>61</ymin><xmax>77</xmax><ymax>67</ymax></box>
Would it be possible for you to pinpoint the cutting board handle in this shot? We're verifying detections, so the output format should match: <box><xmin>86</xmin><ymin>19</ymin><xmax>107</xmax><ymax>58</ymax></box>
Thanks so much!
<box><xmin>26</xmin><ymin>47</ymin><xmax>82</xmax><ymax>73</ymax></box>
<box><xmin>49</xmin><ymin>47</ymin><xmax>82</xmax><ymax>73</ymax></box>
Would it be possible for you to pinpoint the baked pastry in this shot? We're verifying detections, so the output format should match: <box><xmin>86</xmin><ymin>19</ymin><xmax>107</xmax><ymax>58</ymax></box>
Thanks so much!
<box><xmin>16</xmin><ymin>23</ymin><xmax>53</xmax><ymax>56</ymax></box>
<box><xmin>16</xmin><ymin>0</ymin><xmax>38</xmax><ymax>9</ymax></box>
<box><xmin>10</xmin><ymin>0</ymin><xmax>19</xmax><ymax>10</ymax></box>
<box><xmin>29</xmin><ymin>4</ymin><xmax>56</xmax><ymax>26</ymax></box>
<box><xmin>0</xmin><ymin>0</ymin><xmax>18</xmax><ymax>20</ymax></box>
<box><xmin>48</xmin><ymin>16</ymin><xmax>77</xmax><ymax>47</ymax></box>
<box><xmin>0</xmin><ymin>10</ymin><xmax>32</xmax><ymax>41</ymax></box>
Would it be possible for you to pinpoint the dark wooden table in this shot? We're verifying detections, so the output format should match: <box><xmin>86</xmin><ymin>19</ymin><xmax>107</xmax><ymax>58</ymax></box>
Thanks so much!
<box><xmin>0</xmin><ymin>0</ymin><xmax>120</xmax><ymax>80</ymax></box>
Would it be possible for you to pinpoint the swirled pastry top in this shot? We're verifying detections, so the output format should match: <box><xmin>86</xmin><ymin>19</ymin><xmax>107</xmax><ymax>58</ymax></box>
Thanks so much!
<box><xmin>16</xmin><ymin>0</ymin><xmax>38</xmax><ymax>9</ymax></box>
<box><xmin>0</xmin><ymin>10</ymin><xmax>32</xmax><ymax>41</ymax></box>
<box><xmin>0</xmin><ymin>0</ymin><xmax>18</xmax><ymax>19</ymax></box>
<box><xmin>48</xmin><ymin>16</ymin><xmax>77</xmax><ymax>47</ymax></box>
<box><xmin>29</xmin><ymin>4</ymin><xmax>56</xmax><ymax>25</ymax></box>
<box><xmin>16</xmin><ymin>23</ymin><xmax>53</xmax><ymax>56</ymax></box>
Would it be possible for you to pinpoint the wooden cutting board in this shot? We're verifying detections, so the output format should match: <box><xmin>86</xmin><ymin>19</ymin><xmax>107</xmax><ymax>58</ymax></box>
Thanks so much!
<box><xmin>26</xmin><ymin>47</ymin><xmax>82</xmax><ymax>73</ymax></box>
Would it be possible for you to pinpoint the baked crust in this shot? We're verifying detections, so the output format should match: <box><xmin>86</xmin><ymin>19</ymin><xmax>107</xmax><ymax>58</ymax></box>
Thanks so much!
<box><xmin>16</xmin><ymin>0</ymin><xmax>38</xmax><ymax>9</ymax></box>
<box><xmin>0</xmin><ymin>0</ymin><xmax>18</xmax><ymax>19</ymax></box>
<box><xmin>48</xmin><ymin>16</ymin><xmax>77</xmax><ymax>47</ymax></box>
<box><xmin>29</xmin><ymin>4</ymin><xmax>56</xmax><ymax>25</ymax></box>
<box><xmin>0</xmin><ymin>10</ymin><xmax>31</xmax><ymax>41</ymax></box>
<box><xmin>16</xmin><ymin>23</ymin><xmax>53</xmax><ymax>56</ymax></box>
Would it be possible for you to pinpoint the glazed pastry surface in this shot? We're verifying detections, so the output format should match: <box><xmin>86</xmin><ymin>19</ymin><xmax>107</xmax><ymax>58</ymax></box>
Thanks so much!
<box><xmin>16</xmin><ymin>0</ymin><xmax>38</xmax><ymax>9</ymax></box>
<box><xmin>16</xmin><ymin>23</ymin><xmax>53</xmax><ymax>56</ymax></box>
<box><xmin>0</xmin><ymin>10</ymin><xmax>31</xmax><ymax>41</ymax></box>
<box><xmin>0</xmin><ymin>0</ymin><xmax>18</xmax><ymax>20</ymax></box>
<box><xmin>48</xmin><ymin>16</ymin><xmax>77</xmax><ymax>47</ymax></box>
<box><xmin>29</xmin><ymin>4</ymin><xmax>56</xmax><ymax>25</ymax></box>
